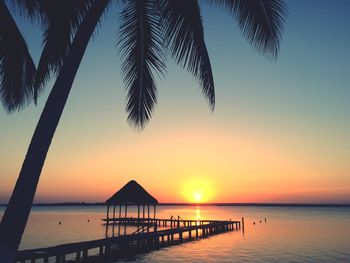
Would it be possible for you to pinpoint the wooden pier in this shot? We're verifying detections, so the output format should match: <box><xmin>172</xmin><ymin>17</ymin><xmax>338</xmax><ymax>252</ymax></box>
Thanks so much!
<box><xmin>16</xmin><ymin>218</ymin><xmax>242</xmax><ymax>263</ymax></box>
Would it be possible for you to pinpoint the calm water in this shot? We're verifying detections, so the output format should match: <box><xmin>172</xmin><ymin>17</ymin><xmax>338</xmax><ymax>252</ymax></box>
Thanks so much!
<box><xmin>1</xmin><ymin>205</ymin><xmax>350</xmax><ymax>262</ymax></box>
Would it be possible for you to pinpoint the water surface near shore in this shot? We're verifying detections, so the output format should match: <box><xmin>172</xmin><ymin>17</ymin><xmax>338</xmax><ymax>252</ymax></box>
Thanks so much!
<box><xmin>1</xmin><ymin>205</ymin><xmax>349</xmax><ymax>262</ymax></box>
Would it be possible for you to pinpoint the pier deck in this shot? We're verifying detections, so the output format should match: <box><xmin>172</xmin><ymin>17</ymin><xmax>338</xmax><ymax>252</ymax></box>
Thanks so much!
<box><xmin>16</xmin><ymin>218</ymin><xmax>241</xmax><ymax>263</ymax></box>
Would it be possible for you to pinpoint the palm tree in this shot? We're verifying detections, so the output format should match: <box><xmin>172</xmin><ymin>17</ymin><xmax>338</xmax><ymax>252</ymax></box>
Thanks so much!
<box><xmin>0</xmin><ymin>1</ymin><xmax>37</xmax><ymax>261</ymax></box>
<box><xmin>0</xmin><ymin>0</ymin><xmax>37</xmax><ymax>113</ymax></box>
<box><xmin>0</xmin><ymin>0</ymin><xmax>286</xmax><ymax>261</ymax></box>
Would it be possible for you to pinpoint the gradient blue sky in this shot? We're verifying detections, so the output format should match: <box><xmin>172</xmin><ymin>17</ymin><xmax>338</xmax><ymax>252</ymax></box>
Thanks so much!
<box><xmin>1</xmin><ymin>0</ymin><xmax>350</xmax><ymax>203</ymax></box>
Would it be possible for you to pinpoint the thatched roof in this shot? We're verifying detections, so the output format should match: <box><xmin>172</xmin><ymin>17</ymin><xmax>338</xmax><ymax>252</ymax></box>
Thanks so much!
<box><xmin>106</xmin><ymin>180</ymin><xmax>158</xmax><ymax>205</ymax></box>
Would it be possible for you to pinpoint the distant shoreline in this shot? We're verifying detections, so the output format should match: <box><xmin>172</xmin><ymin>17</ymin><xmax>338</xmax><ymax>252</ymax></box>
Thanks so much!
<box><xmin>0</xmin><ymin>202</ymin><xmax>349</xmax><ymax>207</ymax></box>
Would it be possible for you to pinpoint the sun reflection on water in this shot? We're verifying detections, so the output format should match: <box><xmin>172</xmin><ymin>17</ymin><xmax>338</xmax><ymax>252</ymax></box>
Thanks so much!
<box><xmin>196</xmin><ymin>206</ymin><xmax>201</xmax><ymax>221</ymax></box>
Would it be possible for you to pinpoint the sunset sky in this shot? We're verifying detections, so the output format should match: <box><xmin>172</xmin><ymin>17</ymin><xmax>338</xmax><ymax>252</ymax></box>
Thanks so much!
<box><xmin>1</xmin><ymin>0</ymin><xmax>350</xmax><ymax>204</ymax></box>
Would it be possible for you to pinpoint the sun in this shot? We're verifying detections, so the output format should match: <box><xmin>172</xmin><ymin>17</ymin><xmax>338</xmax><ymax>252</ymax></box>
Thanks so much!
<box><xmin>193</xmin><ymin>191</ymin><xmax>203</xmax><ymax>203</ymax></box>
<box><xmin>181</xmin><ymin>178</ymin><xmax>215</xmax><ymax>203</ymax></box>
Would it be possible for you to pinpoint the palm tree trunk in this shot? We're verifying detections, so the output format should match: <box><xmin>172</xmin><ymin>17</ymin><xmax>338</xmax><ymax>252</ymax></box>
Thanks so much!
<box><xmin>0</xmin><ymin>0</ymin><xmax>109</xmax><ymax>261</ymax></box>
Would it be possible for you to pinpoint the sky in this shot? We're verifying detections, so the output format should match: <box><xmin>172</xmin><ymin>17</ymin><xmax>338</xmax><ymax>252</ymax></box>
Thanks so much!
<box><xmin>1</xmin><ymin>0</ymin><xmax>350</xmax><ymax>204</ymax></box>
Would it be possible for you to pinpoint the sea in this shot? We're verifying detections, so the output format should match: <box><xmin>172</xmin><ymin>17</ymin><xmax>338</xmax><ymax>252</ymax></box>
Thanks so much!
<box><xmin>1</xmin><ymin>205</ymin><xmax>350</xmax><ymax>262</ymax></box>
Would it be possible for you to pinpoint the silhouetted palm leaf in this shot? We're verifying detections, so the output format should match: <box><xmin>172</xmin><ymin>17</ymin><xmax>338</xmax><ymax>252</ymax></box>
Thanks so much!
<box><xmin>12</xmin><ymin>0</ymin><xmax>40</xmax><ymax>18</ymax></box>
<box><xmin>34</xmin><ymin>0</ymin><xmax>95</xmax><ymax>101</ymax></box>
<box><xmin>207</xmin><ymin>0</ymin><xmax>286</xmax><ymax>58</ymax></box>
<box><xmin>119</xmin><ymin>0</ymin><xmax>165</xmax><ymax>128</ymax></box>
<box><xmin>0</xmin><ymin>1</ymin><xmax>36</xmax><ymax>112</ymax></box>
<box><xmin>158</xmin><ymin>0</ymin><xmax>215</xmax><ymax>109</ymax></box>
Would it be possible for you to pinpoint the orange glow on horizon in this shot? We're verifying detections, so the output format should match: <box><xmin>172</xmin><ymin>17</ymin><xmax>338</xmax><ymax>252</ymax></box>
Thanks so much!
<box><xmin>10</xmin><ymin>128</ymin><xmax>347</xmax><ymax>204</ymax></box>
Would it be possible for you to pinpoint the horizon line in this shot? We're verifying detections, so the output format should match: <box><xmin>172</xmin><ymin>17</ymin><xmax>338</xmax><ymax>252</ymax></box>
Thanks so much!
<box><xmin>0</xmin><ymin>202</ymin><xmax>350</xmax><ymax>207</ymax></box>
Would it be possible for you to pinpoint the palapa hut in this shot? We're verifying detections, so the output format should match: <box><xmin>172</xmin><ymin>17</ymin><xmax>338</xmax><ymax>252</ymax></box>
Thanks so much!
<box><xmin>105</xmin><ymin>180</ymin><xmax>158</xmax><ymax>223</ymax></box>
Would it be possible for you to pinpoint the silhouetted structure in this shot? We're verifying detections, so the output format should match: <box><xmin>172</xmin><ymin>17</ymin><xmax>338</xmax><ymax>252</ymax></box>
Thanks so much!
<box><xmin>16</xmin><ymin>218</ymin><xmax>240</xmax><ymax>262</ymax></box>
<box><xmin>15</xmin><ymin>182</ymin><xmax>244</xmax><ymax>262</ymax></box>
<box><xmin>105</xmin><ymin>180</ymin><xmax>158</xmax><ymax>225</ymax></box>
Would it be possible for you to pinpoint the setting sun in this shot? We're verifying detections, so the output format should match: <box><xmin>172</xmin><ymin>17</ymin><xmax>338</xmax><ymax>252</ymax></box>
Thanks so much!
<box><xmin>193</xmin><ymin>191</ymin><xmax>203</xmax><ymax>203</ymax></box>
<box><xmin>181</xmin><ymin>178</ymin><xmax>215</xmax><ymax>203</ymax></box>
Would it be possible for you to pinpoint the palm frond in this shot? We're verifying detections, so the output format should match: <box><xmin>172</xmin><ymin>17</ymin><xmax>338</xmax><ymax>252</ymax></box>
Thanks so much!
<box><xmin>34</xmin><ymin>0</ymin><xmax>95</xmax><ymax>101</ymax></box>
<box><xmin>0</xmin><ymin>0</ymin><xmax>36</xmax><ymax>112</ymax></box>
<box><xmin>207</xmin><ymin>0</ymin><xmax>287</xmax><ymax>58</ymax></box>
<box><xmin>11</xmin><ymin>0</ymin><xmax>41</xmax><ymax>19</ymax></box>
<box><xmin>158</xmin><ymin>0</ymin><xmax>215</xmax><ymax>109</ymax></box>
<box><xmin>119</xmin><ymin>0</ymin><xmax>165</xmax><ymax>128</ymax></box>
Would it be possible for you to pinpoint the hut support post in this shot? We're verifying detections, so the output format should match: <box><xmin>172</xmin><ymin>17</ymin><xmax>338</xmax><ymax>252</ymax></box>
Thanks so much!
<box><xmin>124</xmin><ymin>204</ymin><xmax>127</xmax><ymax>234</ymax></box>
<box><xmin>118</xmin><ymin>205</ymin><xmax>121</xmax><ymax>235</ymax></box>
<box><xmin>147</xmin><ymin>205</ymin><xmax>150</xmax><ymax>226</ymax></box>
<box><xmin>152</xmin><ymin>205</ymin><xmax>156</xmax><ymax>232</ymax></box>
<box><xmin>137</xmin><ymin>205</ymin><xmax>140</xmax><ymax>227</ymax></box>
<box><xmin>106</xmin><ymin>205</ymin><xmax>110</xmax><ymax>223</ymax></box>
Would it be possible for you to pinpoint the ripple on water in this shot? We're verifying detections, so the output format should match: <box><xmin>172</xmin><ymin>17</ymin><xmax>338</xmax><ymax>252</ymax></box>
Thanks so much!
<box><xmin>1</xmin><ymin>206</ymin><xmax>349</xmax><ymax>262</ymax></box>
<box><xmin>115</xmin><ymin>206</ymin><xmax>350</xmax><ymax>263</ymax></box>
